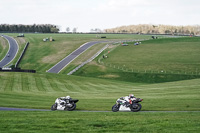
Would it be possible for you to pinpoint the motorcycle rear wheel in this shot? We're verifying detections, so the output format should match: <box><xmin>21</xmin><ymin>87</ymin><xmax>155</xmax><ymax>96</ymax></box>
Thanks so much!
<box><xmin>131</xmin><ymin>103</ymin><xmax>142</xmax><ymax>112</ymax></box>
<box><xmin>112</xmin><ymin>104</ymin><xmax>119</xmax><ymax>112</ymax></box>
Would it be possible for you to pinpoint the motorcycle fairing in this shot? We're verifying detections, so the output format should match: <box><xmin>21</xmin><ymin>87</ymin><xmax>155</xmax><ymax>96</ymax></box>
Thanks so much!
<box><xmin>119</xmin><ymin>105</ymin><xmax>131</xmax><ymax>111</ymax></box>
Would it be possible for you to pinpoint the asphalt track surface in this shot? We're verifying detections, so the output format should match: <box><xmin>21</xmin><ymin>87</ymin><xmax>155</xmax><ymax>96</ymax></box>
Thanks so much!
<box><xmin>0</xmin><ymin>107</ymin><xmax>199</xmax><ymax>112</ymax></box>
<box><xmin>47</xmin><ymin>41</ymin><xmax>108</xmax><ymax>73</ymax></box>
<box><xmin>0</xmin><ymin>35</ymin><xmax>18</xmax><ymax>68</ymax></box>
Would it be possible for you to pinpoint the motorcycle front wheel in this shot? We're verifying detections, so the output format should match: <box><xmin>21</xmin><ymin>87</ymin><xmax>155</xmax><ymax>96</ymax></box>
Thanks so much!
<box><xmin>131</xmin><ymin>103</ymin><xmax>142</xmax><ymax>112</ymax></box>
<box><xmin>112</xmin><ymin>104</ymin><xmax>119</xmax><ymax>112</ymax></box>
<box><xmin>51</xmin><ymin>103</ymin><xmax>57</xmax><ymax>111</ymax></box>
<box><xmin>64</xmin><ymin>103</ymin><xmax>76</xmax><ymax>111</ymax></box>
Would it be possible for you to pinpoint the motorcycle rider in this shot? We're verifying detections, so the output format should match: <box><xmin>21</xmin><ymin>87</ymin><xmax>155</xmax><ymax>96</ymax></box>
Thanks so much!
<box><xmin>118</xmin><ymin>94</ymin><xmax>136</xmax><ymax>107</ymax></box>
<box><xmin>58</xmin><ymin>95</ymin><xmax>71</xmax><ymax>105</ymax></box>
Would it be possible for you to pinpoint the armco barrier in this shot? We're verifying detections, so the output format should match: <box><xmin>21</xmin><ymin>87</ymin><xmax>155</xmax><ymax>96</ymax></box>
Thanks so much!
<box><xmin>67</xmin><ymin>44</ymin><xmax>109</xmax><ymax>75</ymax></box>
<box><xmin>15</xmin><ymin>42</ymin><xmax>29</xmax><ymax>68</ymax></box>
<box><xmin>0</xmin><ymin>68</ymin><xmax>36</xmax><ymax>73</ymax></box>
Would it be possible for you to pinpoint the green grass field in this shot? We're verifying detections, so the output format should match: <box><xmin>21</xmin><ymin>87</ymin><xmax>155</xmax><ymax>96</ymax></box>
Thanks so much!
<box><xmin>102</xmin><ymin>37</ymin><xmax>200</xmax><ymax>73</ymax></box>
<box><xmin>0</xmin><ymin>72</ymin><xmax>200</xmax><ymax>111</ymax></box>
<box><xmin>0</xmin><ymin>34</ymin><xmax>200</xmax><ymax>132</ymax></box>
<box><xmin>0</xmin><ymin>72</ymin><xmax>200</xmax><ymax>132</ymax></box>
<box><xmin>4</xmin><ymin>33</ymin><xmax>153</xmax><ymax>72</ymax></box>
<box><xmin>74</xmin><ymin>37</ymin><xmax>200</xmax><ymax>83</ymax></box>
<box><xmin>1</xmin><ymin>111</ymin><xmax>200</xmax><ymax>133</ymax></box>
<box><xmin>0</xmin><ymin>37</ymin><xmax>9</xmax><ymax>62</ymax></box>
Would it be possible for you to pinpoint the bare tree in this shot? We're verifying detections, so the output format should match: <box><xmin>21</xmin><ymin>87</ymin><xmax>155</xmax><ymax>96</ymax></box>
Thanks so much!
<box><xmin>105</xmin><ymin>24</ymin><xmax>200</xmax><ymax>35</ymax></box>
<box><xmin>66</xmin><ymin>27</ymin><xmax>70</xmax><ymax>32</ymax></box>
<box><xmin>72</xmin><ymin>27</ymin><xmax>78</xmax><ymax>33</ymax></box>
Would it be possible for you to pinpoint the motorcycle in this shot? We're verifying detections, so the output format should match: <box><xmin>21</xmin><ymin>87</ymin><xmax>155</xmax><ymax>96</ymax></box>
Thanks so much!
<box><xmin>112</xmin><ymin>97</ymin><xmax>143</xmax><ymax>112</ymax></box>
<box><xmin>51</xmin><ymin>98</ymin><xmax>79</xmax><ymax>111</ymax></box>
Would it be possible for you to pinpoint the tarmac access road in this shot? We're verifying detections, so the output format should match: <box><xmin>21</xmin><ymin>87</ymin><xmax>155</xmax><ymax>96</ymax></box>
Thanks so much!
<box><xmin>0</xmin><ymin>35</ymin><xmax>19</xmax><ymax>68</ymax></box>
<box><xmin>0</xmin><ymin>107</ymin><xmax>199</xmax><ymax>113</ymax></box>
<box><xmin>47</xmin><ymin>41</ymin><xmax>108</xmax><ymax>74</ymax></box>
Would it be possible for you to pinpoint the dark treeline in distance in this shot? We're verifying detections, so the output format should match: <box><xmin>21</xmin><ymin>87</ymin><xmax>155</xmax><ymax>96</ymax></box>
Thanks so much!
<box><xmin>0</xmin><ymin>24</ymin><xmax>59</xmax><ymax>33</ymax></box>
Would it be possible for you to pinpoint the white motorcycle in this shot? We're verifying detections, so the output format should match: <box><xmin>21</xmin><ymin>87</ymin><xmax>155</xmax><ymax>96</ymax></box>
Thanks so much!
<box><xmin>51</xmin><ymin>98</ymin><xmax>79</xmax><ymax>111</ymax></box>
<box><xmin>112</xmin><ymin>97</ymin><xmax>143</xmax><ymax>112</ymax></box>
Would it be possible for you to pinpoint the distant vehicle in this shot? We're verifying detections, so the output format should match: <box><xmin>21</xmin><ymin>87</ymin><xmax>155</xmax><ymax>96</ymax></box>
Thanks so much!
<box><xmin>101</xmin><ymin>36</ymin><xmax>106</xmax><ymax>38</ymax></box>
<box><xmin>7</xmin><ymin>54</ymin><xmax>9</xmax><ymax>57</ymax></box>
<box><xmin>17</xmin><ymin>34</ymin><xmax>24</xmax><ymax>37</ymax></box>
<box><xmin>122</xmin><ymin>43</ymin><xmax>128</xmax><ymax>46</ymax></box>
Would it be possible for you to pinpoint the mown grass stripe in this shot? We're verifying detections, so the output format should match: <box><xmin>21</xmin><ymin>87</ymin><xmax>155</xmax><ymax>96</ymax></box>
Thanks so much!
<box><xmin>27</xmin><ymin>74</ymin><xmax>38</xmax><ymax>92</ymax></box>
<box><xmin>4</xmin><ymin>73</ymin><xmax>14</xmax><ymax>92</ymax></box>
<box><xmin>81</xmin><ymin>84</ymin><xmax>96</xmax><ymax>92</ymax></box>
<box><xmin>71</xmin><ymin>81</ymin><xmax>94</xmax><ymax>92</ymax></box>
<box><xmin>63</xmin><ymin>81</ymin><xmax>75</xmax><ymax>92</ymax></box>
<box><xmin>64</xmin><ymin>80</ymin><xmax>83</xmax><ymax>92</ymax></box>
<box><xmin>84</xmin><ymin>83</ymin><xmax>107</xmax><ymax>92</ymax></box>
<box><xmin>46</xmin><ymin>77</ymin><xmax>63</xmax><ymax>92</ymax></box>
<box><xmin>35</xmin><ymin>76</ymin><xmax>46</xmax><ymax>92</ymax></box>
<box><xmin>46</xmin><ymin>76</ymin><xmax>58</xmax><ymax>92</ymax></box>
<box><xmin>69</xmin><ymin>80</ymin><xmax>92</xmax><ymax>92</ymax></box>
<box><xmin>13</xmin><ymin>73</ymin><xmax>22</xmax><ymax>92</ymax></box>
<box><xmin>0</xmin><ymin>74</ymin><xmax>5</xmax><ymax>91</ymax></box>
<box><xmin>22</xmin><ymin>73</ymin><xmax>29</xmax><ymax>92</ymax></box>
<box><xmin>40</xmin><ymin>76</ymin><xmax>55</xmax><ymax>92</ymax></box>
<box><xmin>52</xmin><ymin>80</ymin><xmax>68</xmax><ymax>92</ymax></box>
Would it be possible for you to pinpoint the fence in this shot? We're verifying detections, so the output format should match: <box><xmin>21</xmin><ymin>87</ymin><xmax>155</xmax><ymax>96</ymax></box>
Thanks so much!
<box><xmin>67</xmin><ymin>44</ymin><xmax>110</xmax><ymax>75</ymax></box>
<box><xmin>98</xmin><ymin>62</ymin><xmax>200</xmax><ymax>76</ymax></box>
<box><xmin>67</xmin><ymin>35</ymin><xmax>186</xmax><ymax>75</ymax></box>
<box><xmin>15</xmin><ymin>42</ymin><xmax>29</xmax><ymax>68</ymax></box>
<box><xmin>0</xmin><ymin>68</ymin><xmax>36</xmax><ymax>73</ymax></box>
<box><xmin>96</xmin><ymin>36</ymin><xmax>198</xmax><ymax>75</ymax></box>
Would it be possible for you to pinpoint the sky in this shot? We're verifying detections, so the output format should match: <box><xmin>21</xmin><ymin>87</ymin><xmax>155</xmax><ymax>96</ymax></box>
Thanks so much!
<box><xmin>0</xmin><ymin>0</ymin><xmax>200</xmax><ymax>32</ymax></box>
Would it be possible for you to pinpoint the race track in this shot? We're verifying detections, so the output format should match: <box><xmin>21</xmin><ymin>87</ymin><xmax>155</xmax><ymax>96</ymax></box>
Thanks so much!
<box><xmin>0</xmin><ymin>107</ymin><xmax>199</xmax><ymax>112</ymax></box>
<box><xmin>0</xmin><ymin>35</ymin><xmax>18</xmax><ymax>68</ymax></box>
<box><xmin>47</xmin><ymin>41</ymin><xmax>107</xmax><ymax>73</ymax></box>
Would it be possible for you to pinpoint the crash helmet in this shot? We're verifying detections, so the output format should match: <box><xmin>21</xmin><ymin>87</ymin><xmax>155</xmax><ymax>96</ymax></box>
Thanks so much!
<box><xmin>66</xmin><ymin>96</ymin><xmax>71</xmax><ymax>99</ymax></box>
<box><xmin>129</xmin><ymin>94</ymin><xmax>134</xmax><ymax>98</ymax></box>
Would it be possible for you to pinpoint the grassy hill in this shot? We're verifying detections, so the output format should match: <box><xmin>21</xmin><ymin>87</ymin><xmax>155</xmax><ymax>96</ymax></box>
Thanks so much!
<box><xmin>102</xmin><ymin>37</ymin><xmax>200</xmax><ymax>73</ymax></box>
<box><xmin>0</xmin><ymin>72</ymin><xmax>199</xmax><ymax>111</ymax></box>
<box><xmin>5</xmin><ymin>33</ymin><xmax>153</xmax><ymax>73</ymax></box>
<box><xmin>1</xmin><ymin>34</ymin><xmax>199</xmax><ymax>110</ymax></box>
<box><xmin>0</xmin><ymin>72</ymin><xmax>200</xmax><ymax>132</ymax></box>
<box><xmin>74</xmin><ymin>37</ymin><xmax>200</xmax><ymax>83</ymax></box>
<box><xmin>0</xmin><ymin>34</ymin><xmax>200</xmax><ymax>132</ymax></box>
<box><xmin>0</xmin><ymin>36</ymin><xmax>9</xmax><ymax>62</ymax></box>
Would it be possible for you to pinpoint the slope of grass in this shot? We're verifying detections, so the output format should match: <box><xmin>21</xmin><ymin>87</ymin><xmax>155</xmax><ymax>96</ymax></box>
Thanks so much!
<box><xmin>74</xmin><ymin>37</ymin><xmax>200</xmax><ymax>83</ymax></box>
<box><xmin>17</xmin><ymin>33</ymin><xmax>95</xmax><ymax>72</ymax></box>
<box><xmin>0</xmin><ymin>37</ymin><xmax>9</xmax><ymax>62</ymax></box>
<box><xmin>0</xmin><ymin>34</ymin><xmax>200</xmax><ymax>133</ymax></box>
<box><xmin>0</xmin><ymin>72</ymin><xmax>199</xmax><ymax>111</ymax></box>
<box><xmin>3</xmin><ymin>33</ymin><xmax>153</xmax><ymax>72</ymax></box>
<box><xmin>102</xmin><ymin>37</ymin><xmax>200</xmax><ymax>73</ymax></box>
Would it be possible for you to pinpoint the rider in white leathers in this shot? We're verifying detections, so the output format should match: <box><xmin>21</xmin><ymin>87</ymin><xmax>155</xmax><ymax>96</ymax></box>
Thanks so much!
<box><xmin>58</xmin><ymin>96</ymin><xmax>71</xmax><ymax>105</ymax></box>
<box><xmin>118</xmin><ymin>94</ymin><xmax>136</xmax><ymax>106</ymax></box>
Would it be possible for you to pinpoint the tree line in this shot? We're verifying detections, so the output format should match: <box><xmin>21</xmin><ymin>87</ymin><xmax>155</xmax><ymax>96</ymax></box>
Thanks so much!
<box><xmin>105</xmin><ymin>24</ymin><xmax>200</xmax><ymax>35</ymax></box>
<box><xmin>0</xmin><ymin>24</ymin><xmax>59</xmax><ymax>33</ymax></box>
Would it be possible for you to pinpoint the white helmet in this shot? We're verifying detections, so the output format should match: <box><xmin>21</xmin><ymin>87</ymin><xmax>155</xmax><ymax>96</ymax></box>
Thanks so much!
<box><xmin>66</xmin><ymin>96</ymin><xmax>71</xmax><ymax>99</ymax></box>
<box><xmin>129</xmin><ymin>94</ymin><xmax>134</xmax><ymax>98</ymax></box>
